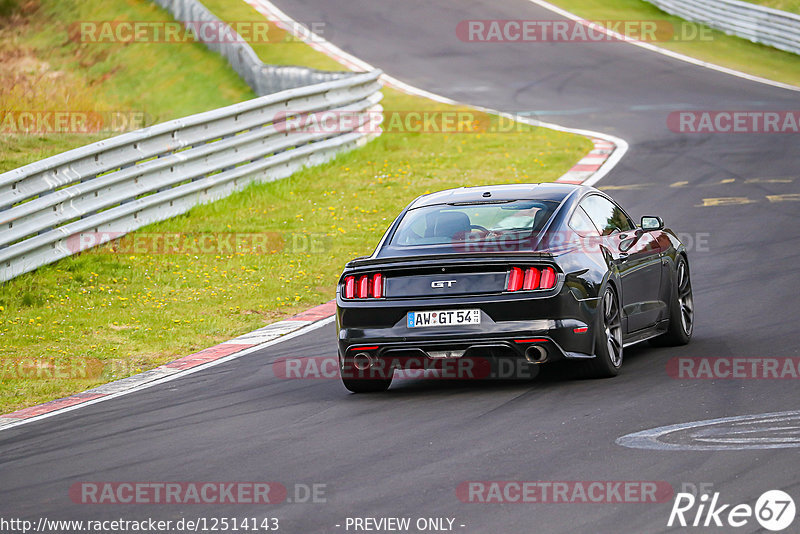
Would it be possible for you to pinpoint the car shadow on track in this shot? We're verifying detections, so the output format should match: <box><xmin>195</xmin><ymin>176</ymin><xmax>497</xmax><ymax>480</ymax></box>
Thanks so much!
<box><xmin>360</xmin><ymin>344</ymin><xmax>658</xmax><ymax>396</ymax></box>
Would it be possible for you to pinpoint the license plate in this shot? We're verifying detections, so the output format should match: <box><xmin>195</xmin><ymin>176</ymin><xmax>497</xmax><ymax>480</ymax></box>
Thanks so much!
<box><xmin>407</xmin><ymin>309</ymin><xmax>481</xmax><ymax>328</ymax></box>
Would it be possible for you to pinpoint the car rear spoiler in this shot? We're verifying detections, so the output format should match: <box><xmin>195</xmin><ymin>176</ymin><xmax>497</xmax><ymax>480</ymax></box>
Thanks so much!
<box><xmin>345</xmin><ymin>252</ymin><xmax>557</xmax><ymax>270</ymax></box>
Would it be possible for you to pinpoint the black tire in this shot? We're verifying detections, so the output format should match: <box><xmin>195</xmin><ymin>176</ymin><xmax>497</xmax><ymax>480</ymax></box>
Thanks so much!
<box><xmin>583</xmin><ymin>286</ymin><xmax>624</xmax><ymax>378</ymax></box>
<box><xmin>651</xmin><ymin>255</ymin><xmax>693</xmax><ymax>346</ymax></box>
<box><xmin>339</xmin><ymin>352</ymin><xmax>393</xmax><ymax>393</ymax></box>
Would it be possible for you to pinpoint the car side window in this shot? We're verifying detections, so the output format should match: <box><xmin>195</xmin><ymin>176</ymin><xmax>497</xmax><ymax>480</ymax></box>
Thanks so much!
<box><xmin>569</xmin><ymin>206</ymin><xmax>600</xmax><ymax>237</ymax></box>
<box><xmin>580</xmin><ymin>195</ymin><xmax>633</xmax><ymax>236</ymax></box>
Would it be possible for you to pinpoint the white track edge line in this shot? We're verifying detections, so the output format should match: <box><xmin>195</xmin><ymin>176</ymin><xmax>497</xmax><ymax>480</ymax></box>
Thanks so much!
<box><xmin>248</xmin><ymin>0</ymin><xmax>630</xmax><ymax>182</ymax></box>
<box><xmin>527</xmin><ymin>0</ymin><xmax>800</xmax><ymax>93</ymax></box>
<box><xmin>4</xmin><ymin>0</ymin><xmax>653</xmax><ymax>433</ymax></box>
<box><xmin>616</xmin><ymin>410</ymin><xmax>800</xmax><ymax>450</ymax></box>
<box><xmin>0</xmin><ymin>316</ymin><xmax>336</xmax><ymax>433</ymax></box>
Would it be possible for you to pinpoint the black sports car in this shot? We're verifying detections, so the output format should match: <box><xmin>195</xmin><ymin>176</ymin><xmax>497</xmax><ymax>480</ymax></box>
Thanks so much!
<box><xmin>336</xmin><ymin>183</ymin><xmax>693</xmax><ymax>392</ymax></box>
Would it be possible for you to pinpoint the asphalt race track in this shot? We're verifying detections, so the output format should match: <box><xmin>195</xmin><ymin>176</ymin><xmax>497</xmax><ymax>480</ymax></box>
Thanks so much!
<box><xmin>2</xmin><ymin>0</ymin><xmax>799</xmax><ymax>532</ymax></box>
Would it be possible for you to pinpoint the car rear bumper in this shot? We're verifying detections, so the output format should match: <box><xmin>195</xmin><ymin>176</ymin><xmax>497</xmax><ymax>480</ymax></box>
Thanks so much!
<box><xmin>337</xmin><ymin>291</ymin><xmax>600</xmax><ymax>372</ymax></box>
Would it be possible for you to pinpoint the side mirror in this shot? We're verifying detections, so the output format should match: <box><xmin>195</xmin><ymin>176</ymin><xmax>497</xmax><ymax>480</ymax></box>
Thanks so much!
<box><xmin>641</xmin><ymin>216</ymin><xmax>664</xmax><ymax>231</ymax></box>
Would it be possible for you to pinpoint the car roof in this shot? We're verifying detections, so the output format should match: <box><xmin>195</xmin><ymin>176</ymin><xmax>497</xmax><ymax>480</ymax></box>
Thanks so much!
<box><xmin>409</xmin><ymin>182</ymin><xmax>590</xmax><ymax>208</ymax></box>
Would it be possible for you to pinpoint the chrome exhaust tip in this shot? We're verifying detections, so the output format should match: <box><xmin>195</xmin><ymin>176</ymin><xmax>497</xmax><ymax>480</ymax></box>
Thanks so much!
<box><xmin>353</xmin><ymin>352</ymin><xmax>373</xmax><ymax>370</ymax></box>
<box><xmin>525</xmin><ymin>345</ymin><xmax>548</xmax><ymax>364</ymax></box>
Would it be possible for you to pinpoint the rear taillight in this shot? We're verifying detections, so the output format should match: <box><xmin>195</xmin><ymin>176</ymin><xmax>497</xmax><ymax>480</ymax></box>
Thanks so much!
<box><xmin>507</xmin><ymin>267</ymin><xmax>524</xmax><ymax>292</ymax></box>
<box><xmin>372</xmin><ymin>273</ymin><xmax>383</xmax><ymax>299</ymax></box>
<box><xmin>523</xmin><ymin>267</ymin><xmax>540</xmax><ymax>290</ymax></box>
<box><xmin>540</xmin><ymin>267</ymin><xmax>556</xmax><ymax>289</ymax></box>
<box><xmin>342</xmin><ymin>273</ymin><xmax>384</xmax><ymax>299</ymax></box>
<box><xmin>358</xmin><ymin>275</ymin><xmax>369</xmax><ymax>298</ymax></box>
<box><xmin>507</xmin><ymin>266</ymin><xmax>557</xmax><ymax>292</ymax></box>
<box><xmin>344</xmin><ymin>276</ymin><xmax>356</xmax><ymax>299</ymax></box>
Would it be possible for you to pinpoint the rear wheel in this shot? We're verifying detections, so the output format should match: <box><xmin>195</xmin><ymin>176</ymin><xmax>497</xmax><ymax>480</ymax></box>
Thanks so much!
<box><xmin>584</xmin><ymin>286</ymin><xmax>623</xmax><ymax>378</ymax></box>
<box><xmin>652</xmin><ymin>255</ymin><xmax>693</xmax><ymax>346</ymax></box>
<box><xmin>339</xmin><ymin>352</ymin><xmax>393</xmax><ymax>393</ymax></box>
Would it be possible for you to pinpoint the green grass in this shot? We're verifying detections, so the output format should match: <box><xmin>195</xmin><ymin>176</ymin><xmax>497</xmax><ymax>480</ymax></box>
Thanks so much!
<box><xmin>550</xmin><ymin>0</ymin><xmax>800</xmax><ymax>86</ymax></box>
<box><xmin>200</xmin><ymin>0</ymin><xmax>343</xmax><ymax>71</ymax></box>
<box><xmin>741</xmin><ymin>0</ymin><xmax>800</xmax><ymax>13</ymax></box>
<box><xmin>0</xmin><ymin>1</ymin><xmax>591</xmax><ymax>412</ymax></box>
<box><xmin>0</xmin><ymin>0</ymin><xmax>254</xmax><ymax>172</ymax></box>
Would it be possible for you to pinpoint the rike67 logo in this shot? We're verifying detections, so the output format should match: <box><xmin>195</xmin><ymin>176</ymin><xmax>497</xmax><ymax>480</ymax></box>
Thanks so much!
<box><xmin>668</xmin><ymin>490</ymin><xmax>796</xmax><ymax>531</ymax></box>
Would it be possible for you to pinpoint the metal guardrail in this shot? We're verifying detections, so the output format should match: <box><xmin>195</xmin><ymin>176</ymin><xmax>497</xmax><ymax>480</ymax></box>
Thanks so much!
<box><xmin>154</xmin><ymin>0</ymin><xmax>350</xmax><ymax>95</ymax></box>
<box><xmin>647</xmin><ymin>0</ymin><xmax>800</xmax><ymax>55</ymax></box>
<box><xmin>0</xmin><ymin>70</ymin><xmax>383</xmax><ymax>282</ymax></box>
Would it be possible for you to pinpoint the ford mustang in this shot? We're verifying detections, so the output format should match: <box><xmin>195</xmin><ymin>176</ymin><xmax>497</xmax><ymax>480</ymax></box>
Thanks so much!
<box><xmin>336</xmin><ymin>183</ymin><xmax>693</xmax><ymax>392</ymax></box>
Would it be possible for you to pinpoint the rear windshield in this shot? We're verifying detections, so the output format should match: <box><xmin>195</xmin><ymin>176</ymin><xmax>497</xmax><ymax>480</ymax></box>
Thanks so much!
<box><xmin>389</xmin><ymin>200</ymin><xmax>558</xmax><ymax>247</ymax></box>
